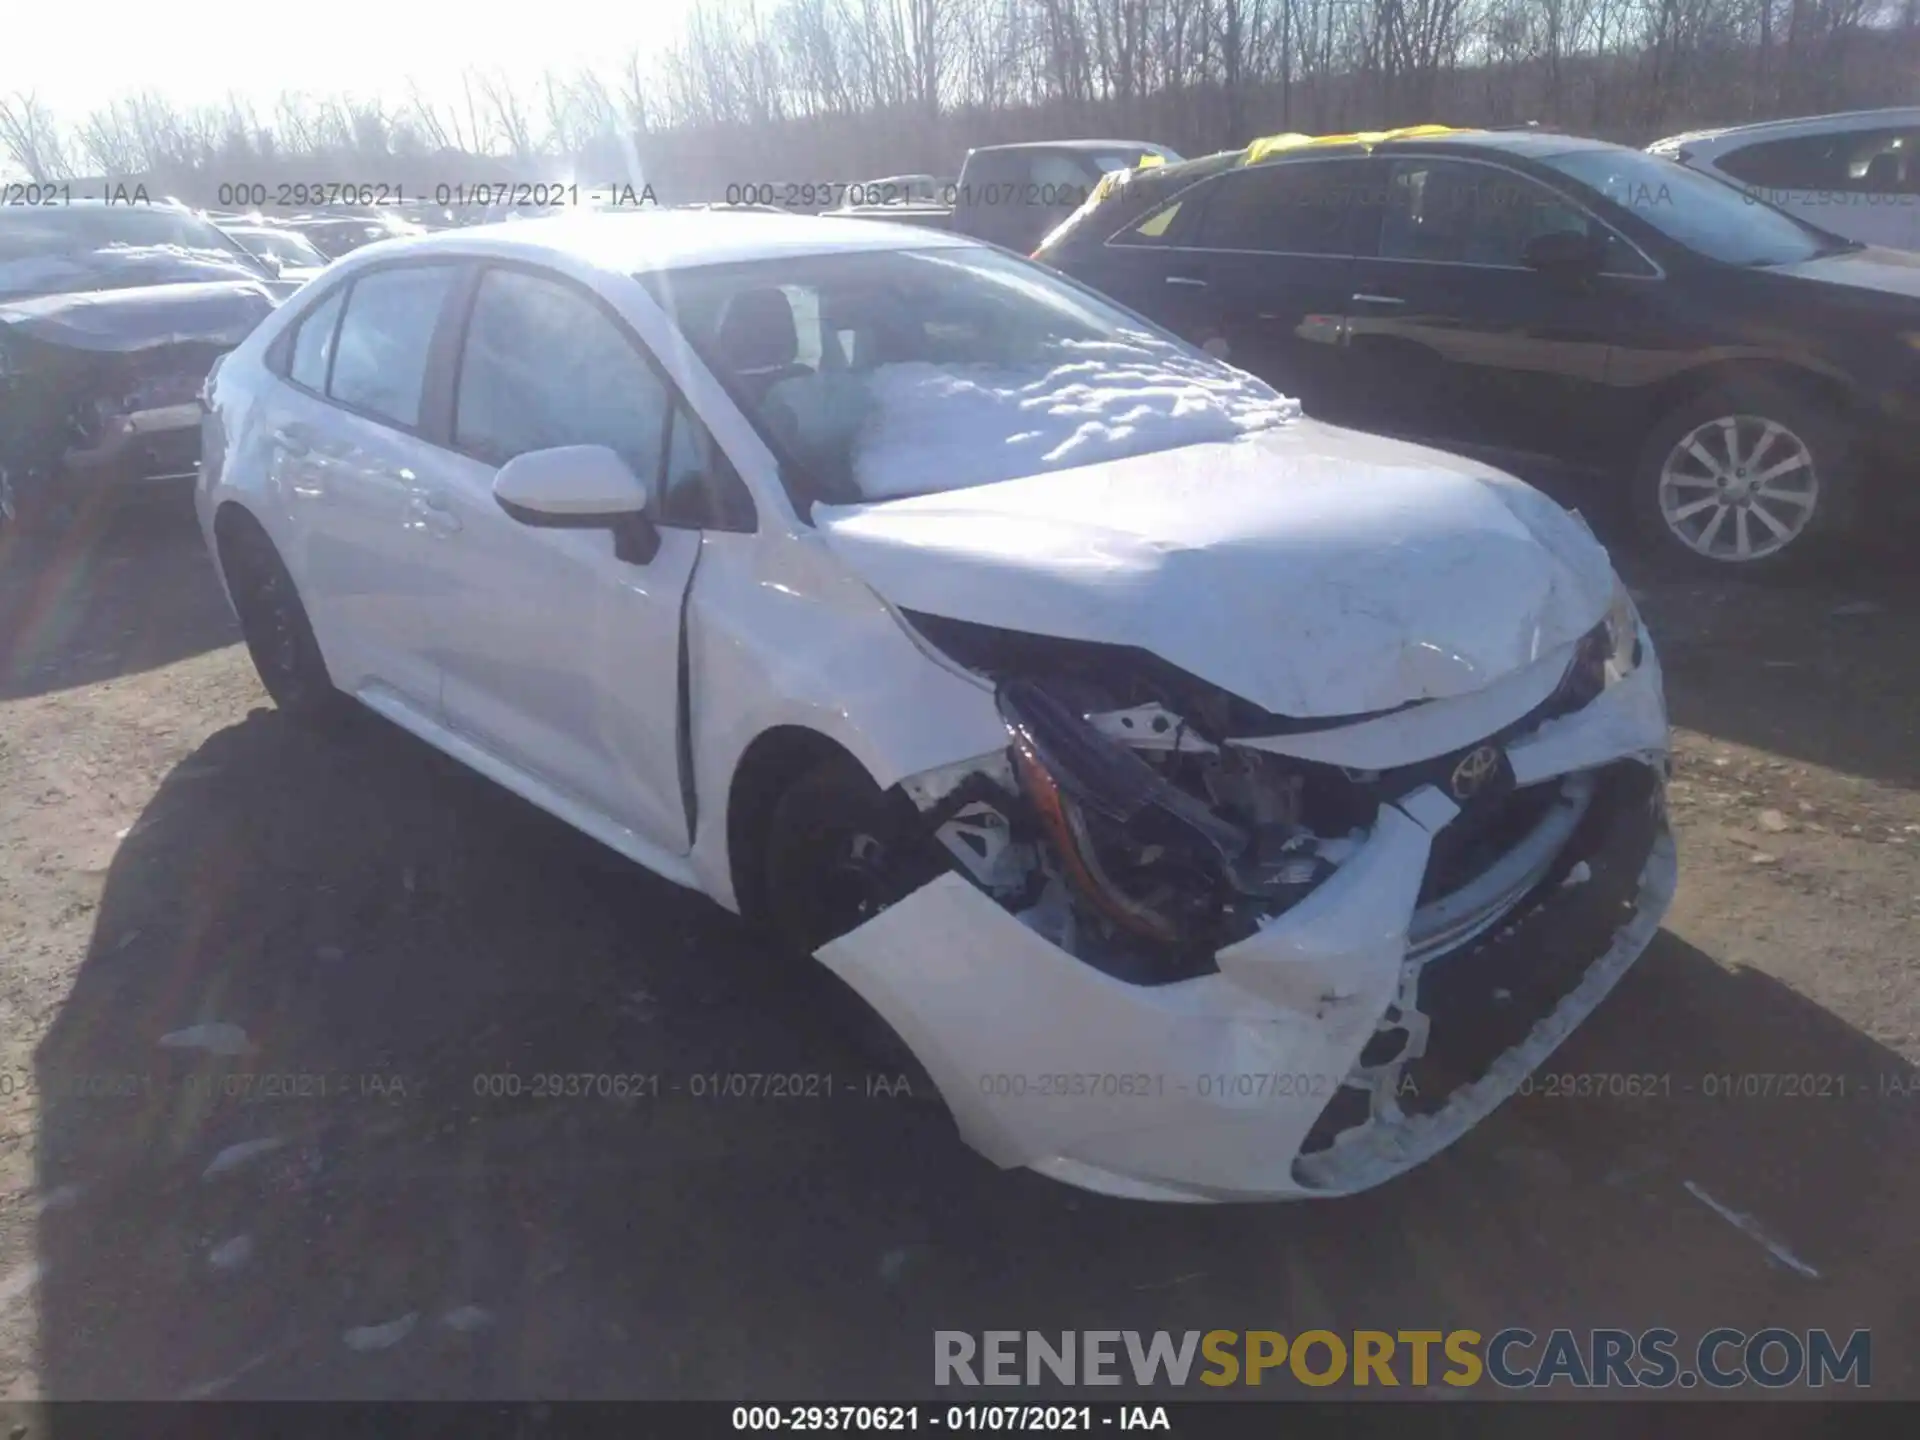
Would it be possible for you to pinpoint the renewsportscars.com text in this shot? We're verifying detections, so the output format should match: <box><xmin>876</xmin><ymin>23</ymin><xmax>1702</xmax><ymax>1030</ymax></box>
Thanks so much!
<box><xmin>934</xmin><ymin>1328</ymin><xmax>1871</xmax><ymax>1389</ymax></box>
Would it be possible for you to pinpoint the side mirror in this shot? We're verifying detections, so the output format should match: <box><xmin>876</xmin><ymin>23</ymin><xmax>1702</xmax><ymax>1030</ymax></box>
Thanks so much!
<box><xmin>493</xmin><ymin>444</ymin><xmax>661</xmax><ymax>564</ymax></box>
<box><xmin>1522</xmin><ymin>229</ymin><xmax>1602</xmax><ymax>277</ymax></box>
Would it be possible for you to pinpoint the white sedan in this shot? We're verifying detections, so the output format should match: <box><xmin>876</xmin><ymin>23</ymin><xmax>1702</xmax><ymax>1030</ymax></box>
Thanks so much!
<box><xmin>197</xmin><ymin>211</ymin><xmax>1675</xmax><ymax>1202</ymax></box>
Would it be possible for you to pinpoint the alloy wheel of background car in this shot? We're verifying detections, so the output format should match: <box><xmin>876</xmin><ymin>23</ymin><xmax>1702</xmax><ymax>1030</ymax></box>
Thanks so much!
<box><xmin>1632</xmin><ymin>381</ymin><xmax>1851</xmax><ymax>576</ymax></box>
<box><xmin>1658</xmin><ymin>414</ymin><xmax>1818</xmax><ymax>564</ymax></box>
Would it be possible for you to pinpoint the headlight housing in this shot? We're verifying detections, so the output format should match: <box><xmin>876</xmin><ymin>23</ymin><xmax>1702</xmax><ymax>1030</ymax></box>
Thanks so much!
<box><xmin>1602</xmin><ymin>580</ymin><xmax>1642</xmax><ymax>683</ymax></box>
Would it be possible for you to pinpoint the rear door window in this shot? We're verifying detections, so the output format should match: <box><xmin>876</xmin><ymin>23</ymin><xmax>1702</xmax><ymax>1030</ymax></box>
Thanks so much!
<box><xmin>326</xmin><ymin>264</ymin><xmax>460</xmax><ymax>428</ymax></box>
<box><xmin>1190</xmin><ymin>160</ymin><xmax>1371</xmax><ymax>256</ymax></box>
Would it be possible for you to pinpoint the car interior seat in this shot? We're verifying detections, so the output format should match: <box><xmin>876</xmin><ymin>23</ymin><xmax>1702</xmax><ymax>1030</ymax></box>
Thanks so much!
<box><xmin>713</xmin><ymin>288</ymin><xmax>813</xmax><ymax>401</ymax></box>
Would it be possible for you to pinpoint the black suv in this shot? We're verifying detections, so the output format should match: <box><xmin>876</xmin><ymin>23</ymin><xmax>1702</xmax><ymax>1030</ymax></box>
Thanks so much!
<box><xmin>1034</xmin><ymin>129</ymin><xmax>1920</xmax><ymax>573</ymax></box>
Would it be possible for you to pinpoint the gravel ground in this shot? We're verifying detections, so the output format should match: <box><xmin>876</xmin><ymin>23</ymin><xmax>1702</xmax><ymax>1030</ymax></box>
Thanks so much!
<box><xmin>0</xmin><ymin>497</ymin><xmax>1916</xmax><ymax>1402</ymax></box>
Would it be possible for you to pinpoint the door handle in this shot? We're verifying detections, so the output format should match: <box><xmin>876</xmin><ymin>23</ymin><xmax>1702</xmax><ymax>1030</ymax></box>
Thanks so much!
<box><xmin>1350</xmin><ymin>292</ymin><xmax>1406</xmax><ymax>306</ymax></box>
<box><xmin>271</xmin><ymin>425</ymin><xmax>311</xmax><ymax>457</ymax></box>
<box><xmin>1165</xmin><ymin>275</ymin><xmax>1208</xmax><ymax>288</ymax></box>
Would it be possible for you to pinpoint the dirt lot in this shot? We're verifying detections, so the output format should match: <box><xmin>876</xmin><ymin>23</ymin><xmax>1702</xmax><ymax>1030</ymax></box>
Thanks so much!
<box><xmin>0</xmin><ymin>494</ymin><xmax>1916</xmax><ymax>1403</ymax></box>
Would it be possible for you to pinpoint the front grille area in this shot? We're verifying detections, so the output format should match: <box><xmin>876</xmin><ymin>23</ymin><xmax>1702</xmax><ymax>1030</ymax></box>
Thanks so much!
<box><xmin>1400</xmin><ymin>761</ymin><xmax>1660</xmax><ymax>1114</ymax></box>
<box><xmin>1298</xmin><ymin>761</ymin><xmax>1659</xmax><ymax>1155</ymax></box>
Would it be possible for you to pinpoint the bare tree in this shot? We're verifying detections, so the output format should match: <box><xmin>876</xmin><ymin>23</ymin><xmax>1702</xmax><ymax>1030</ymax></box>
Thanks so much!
<box><xmin>0</xmin><ymin>93</ymin><xmax>75</xmax><ymax>180</ymax></box>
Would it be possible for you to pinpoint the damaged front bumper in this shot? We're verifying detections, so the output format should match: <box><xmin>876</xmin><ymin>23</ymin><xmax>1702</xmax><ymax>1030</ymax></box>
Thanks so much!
<box><xmin>817</xmin><ymin>636</ymin><xmax>1674</xmax><ymax>1202</ymax></box>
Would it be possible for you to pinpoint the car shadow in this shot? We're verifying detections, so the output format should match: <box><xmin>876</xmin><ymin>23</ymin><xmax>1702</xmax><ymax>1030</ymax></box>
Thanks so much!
<box><xmin>29</xmin><ymin>710</ymin><xmax>1920</xmax><ymax>1399</ymax></box>
<box><xmin>0</xmin><ymin>497</ymin><xmax>235</xmax><ymax>704</ymax></box>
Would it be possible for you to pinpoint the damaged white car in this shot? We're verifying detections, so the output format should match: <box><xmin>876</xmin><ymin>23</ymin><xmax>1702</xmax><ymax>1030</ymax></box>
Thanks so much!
<box><xmin>198</xmin><ymin>212</ymin><xmax>1675</xmax><ymax>1202</ymax></box>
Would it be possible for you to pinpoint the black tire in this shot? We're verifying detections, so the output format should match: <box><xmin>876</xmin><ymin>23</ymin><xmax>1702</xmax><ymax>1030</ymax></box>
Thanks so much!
<box><xmin>1630</xmin><ymin>380</ymin><xmax>1855</xmax><ymax>577</ymax></box>
<box><xmin>761</xmin><ymin>753</ymin><xmax>950</xmax><ymax>1100</ymax></box>
<box><xmin>221</xmin><ymin>520</ymin><xmax>350</xmax><ymax>728</ymax></box>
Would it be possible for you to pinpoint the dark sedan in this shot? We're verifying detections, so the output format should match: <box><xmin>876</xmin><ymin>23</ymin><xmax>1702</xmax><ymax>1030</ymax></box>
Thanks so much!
<box><xmin>1034</xmin><ymin>129</ymin><xmax>1920</xmax><ymax>573</ymax></box>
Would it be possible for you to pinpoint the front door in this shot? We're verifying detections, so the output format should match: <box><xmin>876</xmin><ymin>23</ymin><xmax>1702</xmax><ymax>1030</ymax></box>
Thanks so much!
<box><xmin>1341</xmin><ymin>155</ymin><xmax>1642</xmax><ymax>465</ymax></box>
<box><xmin>1098</xmin><ymin>157</ymin><xmax>1373</xmax><ymax>421</ymax></box>
<box><xmin>424</xmin><ymin>264</ymin><xmax>705</xmax><ymax>853</ymax></box>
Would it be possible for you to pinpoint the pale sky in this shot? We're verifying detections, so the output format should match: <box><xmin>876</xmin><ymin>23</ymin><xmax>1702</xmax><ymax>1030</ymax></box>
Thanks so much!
<box><xmin>3</xmin><ymin>0</ymin><xmax>694</xmax><ymax>129</ymax></box>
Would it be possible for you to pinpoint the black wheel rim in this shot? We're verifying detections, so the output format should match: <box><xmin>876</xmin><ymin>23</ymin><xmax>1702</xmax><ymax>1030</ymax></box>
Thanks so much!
<box><xmin>250</xmin><ymin>562</ymin><xmax>303</xmax><ymax>685</ymax></box>
<box><xmin>816</xmin><ymin>831</ymin><xmax>896</xmax><ymax>937</ymax></box>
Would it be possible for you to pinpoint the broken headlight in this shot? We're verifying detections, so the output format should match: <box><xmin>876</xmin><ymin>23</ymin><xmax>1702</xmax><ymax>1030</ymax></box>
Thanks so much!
<box><xmin>1602</xmin><ymin>580</ymin><xmax>1643</xmax><ymax>684</ymax></box>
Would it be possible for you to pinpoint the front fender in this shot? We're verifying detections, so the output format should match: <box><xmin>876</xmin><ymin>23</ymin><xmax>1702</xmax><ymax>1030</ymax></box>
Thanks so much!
<box><xmin>685</xmin><ymin>530</ymin><xmax>1007</xmax><ymax>910</ymax></box>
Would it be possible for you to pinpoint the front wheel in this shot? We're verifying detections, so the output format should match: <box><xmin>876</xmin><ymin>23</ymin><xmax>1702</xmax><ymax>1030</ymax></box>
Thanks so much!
<box><xmin>1631</xmin><ymin>383</ymin><xmax>1853</xmax><ymax>575</ymax></box>
<box><xmin>761</xmin><ymin>754</ymin><xmax>949</xmax><ymax>1098</ymax></box>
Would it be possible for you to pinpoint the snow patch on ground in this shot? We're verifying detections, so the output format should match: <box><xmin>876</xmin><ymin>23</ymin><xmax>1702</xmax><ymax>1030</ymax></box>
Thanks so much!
<box><xmin>773</xmin><ymin>332</ymin><xmax>1300</xmax><ymax>502</ymax></box>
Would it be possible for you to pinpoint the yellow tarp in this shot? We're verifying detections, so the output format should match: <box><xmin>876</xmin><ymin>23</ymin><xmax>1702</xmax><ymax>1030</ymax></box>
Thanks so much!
<box><xmin>1243</xmin><ymin>124</ymin><xmax>1464</xmax><ymax>165</ymax></box>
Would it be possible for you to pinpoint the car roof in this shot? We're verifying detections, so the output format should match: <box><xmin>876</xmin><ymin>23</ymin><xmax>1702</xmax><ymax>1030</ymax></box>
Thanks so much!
<box><xmin>1147</xmin><ymin>126</ymin><xmax>1630</xmax><ymax>180</ymax></box>
<box><xmin>1648</xmin><ymin>106</ymin><xmax>1920</xmax><ymax>153</ymax></box>
<box><xmin>1256</xmin><ymin>128</ymin><xmax>1630</xmax><ymax>162</ymax></box>
<box><xmin>968</xmin><ymin>139</ymin><xmax>1167</xmax><ymax>154</ymax></box>
<box><xmin>335</xmin><ymin>209</ymin><xmax>977</xmax><ymax>275</ymax></box>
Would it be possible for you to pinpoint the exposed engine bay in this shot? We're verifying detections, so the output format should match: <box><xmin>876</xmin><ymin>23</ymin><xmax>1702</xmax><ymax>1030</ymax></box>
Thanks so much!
<box><xmin>898</xmin><ymin>608</ymin><xmax>1616</xmax><ymax>985</ymax></box>
<box><xmin>822</xmin><ymin>597</ymin><xmax>1671</xmax><ymax>1200</ymax></box>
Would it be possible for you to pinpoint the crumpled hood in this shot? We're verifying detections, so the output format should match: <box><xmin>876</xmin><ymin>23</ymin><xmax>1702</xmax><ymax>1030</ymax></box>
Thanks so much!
<box><xmin>813</xmin><ymin>420</ymin><xmax>1618</xmax><ymax>719</ymax></box>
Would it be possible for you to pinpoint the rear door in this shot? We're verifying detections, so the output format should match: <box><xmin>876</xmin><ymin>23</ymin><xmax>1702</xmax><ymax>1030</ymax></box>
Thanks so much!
<box><xmin>265</xmin><ymin>261</ymin><xmax>465</xmax><ymax>710</ymax></box>
<box><xmin>1341</xmin><ymin>154</ymin><xmax>1645</xmax><ymax>463</ymax></box>
<box><xmin>1710</xmin><ymin>123</ymin><xmax>1920</xmax><ymax>251</ymax></box>
<box><xmin>1104</xmin><ymin>157</ymin><xmax>1373</xmax><ymax>418</ymax></box>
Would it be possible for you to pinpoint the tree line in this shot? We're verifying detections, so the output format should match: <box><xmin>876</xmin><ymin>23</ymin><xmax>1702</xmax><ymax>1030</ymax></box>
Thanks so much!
<box><xmin>3</xmin><ymin>0</ymin><xmax>1917</xmax><ymax>203</ymax></box>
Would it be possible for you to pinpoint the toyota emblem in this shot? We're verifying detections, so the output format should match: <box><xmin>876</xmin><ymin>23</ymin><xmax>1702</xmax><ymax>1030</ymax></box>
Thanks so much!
<box><xmin>1449</xmin><ymin>745</ymin><xmax>1501</xmax><ymax>800</ymax></box>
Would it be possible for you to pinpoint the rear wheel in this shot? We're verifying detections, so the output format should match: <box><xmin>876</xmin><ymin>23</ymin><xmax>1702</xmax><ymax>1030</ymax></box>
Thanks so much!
<box><xmin>1631</xmin><ymin>382</ymin><xmax>1852</xmax><ymax>575</ymax></box>
<box><xmin>761</xmin><ymin>753</ymin><xmax>949</xmax><ymax>1100</ymax></box>
<box><xmin>221</xmin><ymin>519</ymin><xmax>349</xmax><ymax>728</ymax></box>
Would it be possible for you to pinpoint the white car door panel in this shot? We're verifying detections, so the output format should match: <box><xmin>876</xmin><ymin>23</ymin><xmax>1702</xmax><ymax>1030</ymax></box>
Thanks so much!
<box><xmin>271</xmin><ymin>263</ymin><xmax>462</xmax><ymax>710</ymax></box>
<box><xmin>424</xmin><ymin>264</ymin><xmax>704</xmax><ymax>854</ymax></box>
<box><xmin>428</xmin><ymin>467</ymin><xmax>700</xmax><ymax>849</ymax></box>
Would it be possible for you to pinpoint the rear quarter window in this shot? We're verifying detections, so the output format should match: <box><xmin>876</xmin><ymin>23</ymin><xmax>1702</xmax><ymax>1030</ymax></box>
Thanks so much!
<box><xmin>287</xmin><ymin>286</ymin><xmax>345</xmax><ymax>392</ymax></box>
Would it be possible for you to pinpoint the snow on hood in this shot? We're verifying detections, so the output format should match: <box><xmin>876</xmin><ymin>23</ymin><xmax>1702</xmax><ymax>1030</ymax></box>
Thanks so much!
<box><xmin>0</xmin><ymin>279</ymin><xmax>278</xmax><ymax>353</ymax></box>
<box><xmin>767</xmin><ymin>331</ymin><xmax>1300</xmax><ymax>502</ymax></box>
<box><xmin>814</xmin><ymin>419</ymin><xmax>1618</xmax><ymax>719</ymax></box>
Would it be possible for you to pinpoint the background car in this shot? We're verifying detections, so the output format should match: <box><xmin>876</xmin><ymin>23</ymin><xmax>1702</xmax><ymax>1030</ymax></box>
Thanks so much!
<box><xmin>1649</xmin><ymin>107</ymin><xmax>1920</xmax><ymax>252</ymax></box>
<box><xmin>0</xmin><ymin>200</ymin><xmax>280</xmax><ymax>535</ymax></box>
<box><xmin>216</xmin><ymin>221</ymin><xmax>332</xmax><ymax>288</ymax></box>
<box><xmin>1035</xmin><ymin>126</ymin><xmax>1920</xmax><ymax>574</ymax></box>
<box><xmin>284</xmin><ymin>210</ymin><xmax>426</xmax><ymax>259</ymax></box>
<box><xmin>832</xmin><ymin>140</ymin><xmax>1183</xmax><ymax>253</ymax></box>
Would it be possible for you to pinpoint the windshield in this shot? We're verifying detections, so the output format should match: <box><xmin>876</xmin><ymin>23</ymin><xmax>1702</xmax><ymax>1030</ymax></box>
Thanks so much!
<box><xmin>231</xmin><ymin>228</ymin><xmax>327</xmax><ymax>268</ymax></box>
<box><xmin>1538</xmin><ymin>147</ymin><xmax>1844</xmax><ymax>266</ymax></box>
<box><xmin>641</xmin><ymin>245</ymin><xmax>1296</xmax><ymax>509</ymax></box>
